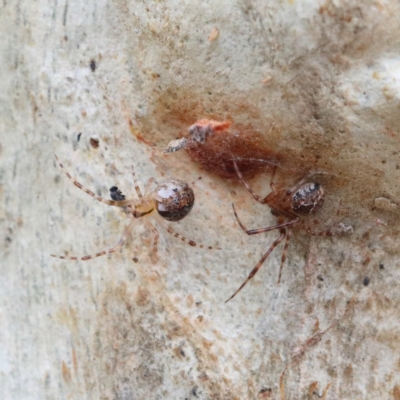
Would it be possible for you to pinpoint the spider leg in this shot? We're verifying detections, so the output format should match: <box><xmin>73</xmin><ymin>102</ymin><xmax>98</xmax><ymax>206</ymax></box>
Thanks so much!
<box><xmin>51</xmin><ymin>218</ymin><xmax>136</xmax><ymax>261</ymax></box>
<box><xmin>144</xmin><ymin>177</ymin><xmax>157</xmax><ymax>197</ymax></box>
<box><xmin>144</xmin><ymin>219</ymin><xmax>160</xmax><ymax>260</ymax></box>
<box><xmin>55</xmin><ymin>155</ymin><xmax>136</xmax><ymax>208</ymax></box>
<box><xmin>233</xmin><ymin>160</ymin><xmax>268</xmax><ymax>204</ymax></box>
<box><xmin>307</xmin><ymin>223</ymin><xmax>353</xmax><ymax>237</ymax></box>
<box><xmin>305</xmin><ymin>199</ymin><xmax>353</xmax><ymax>237</ymax></box>
<box><xmin>165</xmin><ymin>225</ymin><xmax>221</xmax><ymax>250</ymax></box>
<box><xmin>225</xmin><ymin>230</ymin><xmax>287</xmax><ymax>303</ymax></box>
<box><xmin>277</xmin><ymin>227</ymin><xmax>293</xmax><ymax>284</ymax></box>
<box><xmin>131</xmin><ymin>165</ymin><xmax>143</xmax><ymax>199</ymax></box>
<box><xmin>270</xmin><ymin>166</ymin><xmax>277</xmax><ymax>194</ymax></box>
<box><xmin>232</xmin><ymin>203</ymin><xmax>299</xmax><ymax>235</ymax></box>
<box><xmin>158</xmin><ymin>219</ymin><xmax>220</xmax><ymax>250</ymax></box>
<box><xmin>307</xmin><ymin>227</ymin><xmax>333</xmax><ymax>237</ymax></box>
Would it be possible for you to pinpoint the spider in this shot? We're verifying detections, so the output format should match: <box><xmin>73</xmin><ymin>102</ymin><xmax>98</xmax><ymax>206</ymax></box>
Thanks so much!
<box><xmin>226</xmin><ymin>160</ymin><xmax>329</xmax><ymax>302</ymax></box>
<box><xmin>51</xmin><ymin>155</ymin><xmax>215</xmax><ymax>261</ymax></box>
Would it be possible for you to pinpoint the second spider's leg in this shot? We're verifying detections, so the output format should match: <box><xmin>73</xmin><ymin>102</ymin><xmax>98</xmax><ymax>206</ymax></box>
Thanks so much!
<box><xmin>305</xmin><ymin>199</ymin><xmax>353</xmax><ymax>237</ymax></box>
<box><xmin>131</xmin><ymin>165</ymin><xmax>143</xmax><ymax>200</ymax></box>
<box><xmin>307</xmin><ymin>223</ymin><xmax>353</xmax><ymax>237</ymax></box>
<box><xmin>55</xmin><ymin>155</ymin><xmax>136</xmax><ymax>208</ymax></box>
<box><xmin>51</xmin><ymin>218</ymin><xmax>136</xmax><ymax>261</ymax></box>
<box><xmin>232</xmin><ymin>203</ymin><xmax>299</xmax><ymax>235</ymax></box>
<box><xmin>233</xmin><ymin>160</ymin><xmax>269</xmax><ymax>204</ymax></box>
<box><xmin>225</xmin><ymin>230</ymin><xmax>287</xmax><ymax>303</ymax></box>
<box><xmin>306</xmin><ymin>227</ymin><xmax>333</xmax><ymax>237</ymax></box>
<box><xmin>269</xmin><ymin>166</ymin><xmax>277</xmax><ymax>194</ymax></box>
<box><xmin>277</xmin><ymin>227</ymin><xmax>293</xmax><ymax>284</ymax></box>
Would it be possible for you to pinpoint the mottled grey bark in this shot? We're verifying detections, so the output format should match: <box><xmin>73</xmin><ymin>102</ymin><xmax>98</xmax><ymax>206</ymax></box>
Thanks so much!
<box><xmin>2</xmin><ymin>1</ymin><xmax>400</xmax><ymax>399</ymax></box>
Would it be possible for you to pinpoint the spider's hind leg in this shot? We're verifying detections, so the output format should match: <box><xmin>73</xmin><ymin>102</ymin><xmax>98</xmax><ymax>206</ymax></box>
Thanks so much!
<box><xmin>144</xmin><ymin>219</ymin><xmax>160</xmax><ymax>263</ymax></box>
<box><xmin>225</xmin><ymin>228</ymin><xmax>287</xmax><ymax>303</ymax></box>
<box><xmin>51</xmin><ymin>218</ymin><xmax>136</xmax><ymax>261</ymax></box>
<box><xmin>277</xmin><ymin>227</ymin><xmax>293</xmax><ymax>284</ymax></box>
<box><xmin>158</xmin><ymin>218</ymin><xmax>220</xmax><ymax>250</ymax></box>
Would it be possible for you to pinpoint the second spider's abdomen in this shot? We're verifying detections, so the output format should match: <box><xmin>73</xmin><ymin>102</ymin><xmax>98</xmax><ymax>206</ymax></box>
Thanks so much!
<box><xmin>291</xmin><ymin>182</ymin><xmax>325</xmax><ymax>216</ymax></box>
<box><xmin>154</xmin><ymin>180</ymin><xmax>195</xmax><ymax>221</ymax></box>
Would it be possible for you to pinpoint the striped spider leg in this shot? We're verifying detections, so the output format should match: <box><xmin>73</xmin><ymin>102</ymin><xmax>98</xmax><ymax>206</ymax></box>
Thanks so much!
<box><xmin>225</xmin><ymin>161</ymin><xmax>325</xmax><ymax>302</ymax></box>
<box><xmin>51</xmin><ymin>155</ymin><xmax>217</xmax><ymax>262</ymax></box>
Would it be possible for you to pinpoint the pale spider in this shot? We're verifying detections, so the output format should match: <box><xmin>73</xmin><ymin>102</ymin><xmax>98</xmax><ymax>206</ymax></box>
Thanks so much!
<box><xmin>226</xmin><ymin>160</ymin><xmax>334</xmax><ymax>302</ymax></box>
<box><xmin>51</xmin><ymin>155</ymin><xmax>215</xmax><ymax>261</ymax></box>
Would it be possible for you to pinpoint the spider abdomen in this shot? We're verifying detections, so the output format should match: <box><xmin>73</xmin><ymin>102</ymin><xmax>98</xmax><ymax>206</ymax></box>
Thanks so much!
<box><xmin>291</xmin><ymin>182</ymin><xmax>325</xmax><ymax>216</ymax></box>
<box><xmin>154</xmin><ymin>180</ymin><xmax>195</xmax><ymax>221</ymax></box>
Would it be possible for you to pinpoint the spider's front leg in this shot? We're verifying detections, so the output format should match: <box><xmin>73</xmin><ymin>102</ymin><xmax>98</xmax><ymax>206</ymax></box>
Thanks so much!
<box><xmin>54</xmin><ymin>155</ymin><xmax>136</xmax><ymax>208</ymax></box>
<box><xmin>232</xmin><ymin>203</ymin><xmax>299</xmax><ymax>235</ymax></box>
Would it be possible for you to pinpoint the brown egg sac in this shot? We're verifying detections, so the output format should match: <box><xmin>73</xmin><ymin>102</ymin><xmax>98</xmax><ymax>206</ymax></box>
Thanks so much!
<box><xmin>182</xmin><ymin>119</ymin><xmax>282</xmax><ymax>179</ymax></box>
